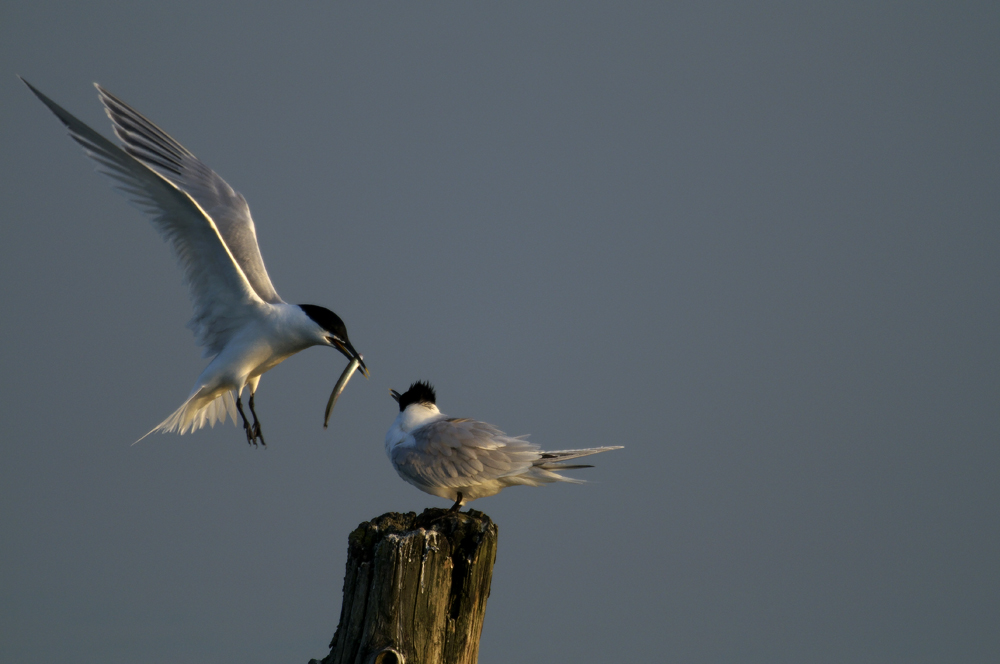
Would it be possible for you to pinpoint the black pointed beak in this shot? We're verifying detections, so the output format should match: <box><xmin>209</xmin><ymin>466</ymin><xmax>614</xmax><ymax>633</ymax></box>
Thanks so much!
<box><xmin>331</xmin><ymin>337</ymin><xmax>369</xmax><ymax>378</ymax></box>
<box><xmin>390</xmin><ymin>389</ymin><xmax>401</xmax><ymax>403</ymax></box>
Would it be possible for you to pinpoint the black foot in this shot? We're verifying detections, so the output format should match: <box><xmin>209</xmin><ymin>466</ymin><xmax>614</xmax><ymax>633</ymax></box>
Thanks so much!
<box><xmin>236</xmin><ymin>395</ymin><xmax>265</xmax><ymax>447</ymax></box>
<box><xmin>249</xmin><ymin>421</ymin><xmax>265</xmax><ymax>446</ymax></box>
<box><xmin>248</xmin><ymin>392</ymin><xmax>266</xmax><ymax>447</ymax></box>
<box><xmin>429</xmin><ymin>494</ymin><xmax>465</xmax><ymax>524</ymax></box>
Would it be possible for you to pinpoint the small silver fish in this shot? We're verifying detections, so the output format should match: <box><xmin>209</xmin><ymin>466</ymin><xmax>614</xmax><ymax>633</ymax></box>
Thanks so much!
<box><xmin>324</xmin><ymin>356</ymin><xmax>362</xmax><ymax>428</ymax></box>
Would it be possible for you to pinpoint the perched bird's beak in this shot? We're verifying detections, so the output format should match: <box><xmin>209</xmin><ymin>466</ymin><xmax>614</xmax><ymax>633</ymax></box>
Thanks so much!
<box><xmin>390</xmin><ymin>389</ymin><xmax>401</xmax><ymax>403</ymax></box>
<box><xmin>329</xmin><ymin>336</ymin><xmax>369</xmax><ymax>378</ymax></box>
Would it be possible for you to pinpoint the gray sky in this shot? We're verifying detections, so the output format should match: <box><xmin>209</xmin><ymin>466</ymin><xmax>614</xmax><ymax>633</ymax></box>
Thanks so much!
<box><xmin>2</xmin><ymin>3</ymin><xmax>998</xmax><ymax>663</ymax></box>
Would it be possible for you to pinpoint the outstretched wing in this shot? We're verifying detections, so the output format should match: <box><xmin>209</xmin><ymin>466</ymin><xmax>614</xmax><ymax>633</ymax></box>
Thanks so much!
<box><xmin>22</xmin><ymin>78</ymin><xmax>265</xmax><ymax>356</ymax></box>
<box><xmin>391</xmin><ymin>419</ymin><xmax>541</xmax><ymax>490</ymax></box>
<box><xmin>96</xmin><ymin>84</ymin><xmax>282</xmax><ymax>306</ymax></box>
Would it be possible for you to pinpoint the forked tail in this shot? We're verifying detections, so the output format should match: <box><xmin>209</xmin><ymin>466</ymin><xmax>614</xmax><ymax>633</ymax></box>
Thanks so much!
<box><xmin>133</xmin><ymin>389</ymin><xmax>239</xmax><ymax>445</ymax></box>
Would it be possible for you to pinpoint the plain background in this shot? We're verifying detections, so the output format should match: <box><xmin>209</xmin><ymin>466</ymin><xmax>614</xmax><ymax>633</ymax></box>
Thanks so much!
<box><xmin>2</xmin><ymin>3</ymin><xmax>998</xmax><ymax>663</ymax></box>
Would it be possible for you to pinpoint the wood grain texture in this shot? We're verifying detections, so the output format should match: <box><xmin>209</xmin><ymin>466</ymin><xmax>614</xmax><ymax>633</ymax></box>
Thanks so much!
<box><xmin>311</xmin><ymin>509</ymin><xmax>498</xmax><ymax>664</ymax></box>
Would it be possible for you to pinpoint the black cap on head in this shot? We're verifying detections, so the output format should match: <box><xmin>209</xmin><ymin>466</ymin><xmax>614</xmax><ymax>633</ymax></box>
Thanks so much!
<box><xmin>299</xmin><ymin>304</ymin><xmax>368</xmax><ymax>376</ymax></box>
<box><xmin>299</xmin><ymin>304</ymin><xmax>347</xmax><ymax>339</ymax></box>
<box><xmin>394</xmin><ymin>381</ymin><xmax>436</xmax><ymax>412</ymax></box>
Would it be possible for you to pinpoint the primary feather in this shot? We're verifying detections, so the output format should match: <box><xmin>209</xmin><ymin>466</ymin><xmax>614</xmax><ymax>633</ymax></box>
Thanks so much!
<box><xmin>23</xmin><ymin>78</ymin><xmax>267</xmax><ymax>357</ymax></box>
<box><xmin>98</xmin><ymin>86</ymin><xmax>283</xmax><ymax>309</ymax></box>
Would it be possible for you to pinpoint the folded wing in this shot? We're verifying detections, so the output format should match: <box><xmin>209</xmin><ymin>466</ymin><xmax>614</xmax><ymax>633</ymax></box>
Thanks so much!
<box><xmin>391</xmin><ymin>419</ymin><xmax>541</xmax><ymax>490</ymax></box>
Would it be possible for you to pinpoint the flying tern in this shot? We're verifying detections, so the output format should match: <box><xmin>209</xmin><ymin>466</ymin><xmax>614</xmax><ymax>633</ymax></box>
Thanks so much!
<box><xmin>386</xmin><ymin>381</ymin><xmax>622</xmax><ymax>510</ymax></box>
<box><xmin>22</xmin><ymin>78</ymin><xmax>368</xmax><ymax>446</ymax></box>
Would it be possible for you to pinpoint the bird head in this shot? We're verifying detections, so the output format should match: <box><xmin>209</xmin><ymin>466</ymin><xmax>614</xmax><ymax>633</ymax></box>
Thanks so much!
<box><xmin>390</xmin><ymin>381</ymin><xmax>437</xmax><ymax>412</ymax></box>
<box><xmin>299</xmin><ymin>304</ymin><xmax>369</xmax><ymax>377</ymax></box>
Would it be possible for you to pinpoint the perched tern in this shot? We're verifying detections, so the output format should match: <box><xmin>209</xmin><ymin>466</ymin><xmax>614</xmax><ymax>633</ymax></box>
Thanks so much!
<box><xmin>386</xmin><ymin>381</ymin><xmax>622</xmax><ymax>510</ymax></box>
<box><xmin>22</xmin><ymin>78</ymin><xmax>368</xmax><ymax>446</ymax></box>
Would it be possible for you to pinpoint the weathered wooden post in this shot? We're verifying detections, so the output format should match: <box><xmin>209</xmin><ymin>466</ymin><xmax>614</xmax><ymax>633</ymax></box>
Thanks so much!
<box><xmin>310</xmin><ymin>508</ymin><xmax>498</xmax><ymax>664</ymax></box>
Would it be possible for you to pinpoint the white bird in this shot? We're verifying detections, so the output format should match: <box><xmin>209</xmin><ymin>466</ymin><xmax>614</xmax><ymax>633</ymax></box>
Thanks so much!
<box><xmin>386</xmin><ymin>381</ymin><xmax>622</xmax><ymax>510</ymax></box>
<box><xmin>22</xmin><ymin>78</ymin><xmax>368</xmax><ymax>446</ymax></box>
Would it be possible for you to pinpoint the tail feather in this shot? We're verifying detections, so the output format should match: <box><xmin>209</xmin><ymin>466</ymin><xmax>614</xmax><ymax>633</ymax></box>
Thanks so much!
<box><xmin>133</xmin><ymin>389</ymin><xmax>238</xmax><ymax>445</ymax></box>
<box><xmin>535</xmin><ymin>446</ymin><xmax>623</xmax><ymax>469</ymax></box>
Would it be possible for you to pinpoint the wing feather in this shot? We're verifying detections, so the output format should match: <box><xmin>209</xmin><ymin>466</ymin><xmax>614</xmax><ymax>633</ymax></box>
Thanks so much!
<box><xmin>22</xmin><ymin>78</ymin><xmax>265</xmax><ymax>355</ymax></box>
<box><xmin>95</xmin><ymin>84</ymin><xmax>283</xmax><ymax>306</ymax></box>
<box><xmin>391</xmin><ymin>419</ymin><xmax>541</xmax><ymax>490</ymax></box>
<box><xmin>535</xmin><ymin>446</ymin><xmax>624</xmax><ymax>468</ymax></box>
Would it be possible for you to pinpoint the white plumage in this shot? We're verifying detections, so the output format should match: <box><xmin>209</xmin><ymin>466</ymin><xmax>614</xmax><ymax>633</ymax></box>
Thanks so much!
<box><xmin>386</xmin><ymin>382</ymin><xmax>622</xmax><ymax>508</ymax></box>
<box><xmin>22</xmin><ymin>79</ymin><xmax>367</xmax><ymax>445</ymax></box>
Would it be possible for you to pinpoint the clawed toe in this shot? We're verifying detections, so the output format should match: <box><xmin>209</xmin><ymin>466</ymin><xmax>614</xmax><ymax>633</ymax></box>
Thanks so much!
<box><xmin>242</xmin><ymin>421</ymin><xmax>265</xmax><ymax>447</ymax></box>
<box><xmin>237</xmin><ymin>394</ymin><xmax>266</xmax><ymax>447</ymax></box>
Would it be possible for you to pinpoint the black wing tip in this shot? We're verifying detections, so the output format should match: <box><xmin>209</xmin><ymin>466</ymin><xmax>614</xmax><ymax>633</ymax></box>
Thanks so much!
<box><xmin>19</xmin><ymin>77</ymin><xmax>77</xmax><ymax>130</ymax></box>
<box><xmin>18</xmin><ymin>76</ymin><xmax>46</xmax><ymax>106</ymax></box>
<box><xmin>19</xmin><ymin>75</ymin><xmax>43</xmax><ymax>98</ymax></box>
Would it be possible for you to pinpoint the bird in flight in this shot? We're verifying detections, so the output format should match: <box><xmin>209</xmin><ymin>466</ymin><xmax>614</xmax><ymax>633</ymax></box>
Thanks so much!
<box><xmin>386</xmin><ymin>381</ymin><xmax>622</xmax><ymax>510</ymax></box>
<box><xmin>22</xmin><ymin>78</ymin><xmax>368</xmax><ymax>446</ymax></box>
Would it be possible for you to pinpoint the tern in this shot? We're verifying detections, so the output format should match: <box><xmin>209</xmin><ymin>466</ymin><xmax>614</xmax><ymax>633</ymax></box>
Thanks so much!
<box><xmin>386</xmin><ymin>381</ymin><xmax>622</xmax><ymax>510</ymax></box>
<box><xmin>22</xmin><ymin>78</ymin><xmax>368</xmax><ymax>446</ymax></box>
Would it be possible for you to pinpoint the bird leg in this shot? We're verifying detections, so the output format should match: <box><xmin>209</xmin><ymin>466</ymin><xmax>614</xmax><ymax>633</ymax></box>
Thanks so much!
<box><xmin>429</xmin><ymin>493</ymin><xmax>465</xmax><ymax>523</ymax></box>
<box><xmin>248</xmin><ymin>392</ymin><xmax>266</xmax><ymax>447</ymax></box>
<box><xmin>235</xmin><ymin>395</ymin><xmax>264</xmax><ymax>447</ymax></box>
